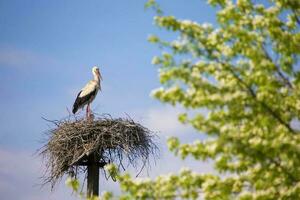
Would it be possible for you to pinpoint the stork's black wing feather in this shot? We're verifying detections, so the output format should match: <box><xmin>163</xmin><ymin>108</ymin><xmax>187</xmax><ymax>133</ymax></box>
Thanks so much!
<box><xmin>72</xmin><ymin>89</ymin><xmax>97</xmax><ymax>114</ymax></box>
<box><xmin>72</xmin><ymin>91</ymin><xmax>82</xmax><ymax>114</ymax></box>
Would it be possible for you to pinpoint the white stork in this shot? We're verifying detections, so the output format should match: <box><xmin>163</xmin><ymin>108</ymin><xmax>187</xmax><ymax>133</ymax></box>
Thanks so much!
<box><xmin>72</xmin><ymin>66</ymin><xmax>102</xmax><ymax>118</ymax></box>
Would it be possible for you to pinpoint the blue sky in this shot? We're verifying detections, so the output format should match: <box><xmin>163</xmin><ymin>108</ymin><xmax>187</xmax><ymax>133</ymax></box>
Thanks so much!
<box><xmin>0</xmin><ymin>0</ymin><xmax>216</xmax><ymax>199</ymax></box>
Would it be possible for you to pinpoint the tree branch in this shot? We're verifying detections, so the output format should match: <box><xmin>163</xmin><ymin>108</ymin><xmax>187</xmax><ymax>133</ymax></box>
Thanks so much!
<box><xmin>262</xmin><ymin>46</ymin><xmax>293</xmax><ymax>89</ymax></box>
<box><xmin>291</xmin><ymin>8</ymin><xmax>300</xmax><ymax>26</ymax></box>
<box><xmin>222</xmin><ymin>63</ymin><xmax>296</xmax><ymax>134</ymax></box>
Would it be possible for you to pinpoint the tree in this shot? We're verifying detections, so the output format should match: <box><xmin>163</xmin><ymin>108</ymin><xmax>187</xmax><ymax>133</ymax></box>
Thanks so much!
<box><xmin>103</xmin><ymin>0</ymin><xmax>300</xmax><ymax>199</ymax></box>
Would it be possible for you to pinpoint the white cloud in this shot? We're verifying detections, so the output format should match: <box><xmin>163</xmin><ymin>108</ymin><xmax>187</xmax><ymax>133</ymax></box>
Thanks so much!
<box><xmin>0</xmin><ymin>46</ymin><xmax>58</xmax><ymax>70</ymax></box>
<box><xmin>138</xmin><ymin>145</ymin><xmax>215</xmax><ymax>178</ymax></box>
<box><xmin>0</xmin><ymin>148</ymin><xmax>75</xmax><ymax>200</ymax></box>
<box><xmin>141</xmin><ymin>105</ymin><xmax>194</xmax><ymax>138</ymax></box>
<box><xmin>0</xmin><ymin>48</ymin><xmax>37</xmax><ymax>67</ymax></box>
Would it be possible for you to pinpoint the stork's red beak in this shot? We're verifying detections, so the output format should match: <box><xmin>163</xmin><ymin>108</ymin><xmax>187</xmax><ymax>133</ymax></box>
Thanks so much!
<box><xmin>97</xmin><ymin>70</ymin><xmax>102</xmax><ymax>80</ymax></box>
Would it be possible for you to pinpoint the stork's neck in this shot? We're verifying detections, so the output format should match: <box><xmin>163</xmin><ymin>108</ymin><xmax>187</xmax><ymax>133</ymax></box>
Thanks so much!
<box><xmin>94</xmin><ymin>73</ymin><xmax>100</xmax><ymax>84</ymax></box>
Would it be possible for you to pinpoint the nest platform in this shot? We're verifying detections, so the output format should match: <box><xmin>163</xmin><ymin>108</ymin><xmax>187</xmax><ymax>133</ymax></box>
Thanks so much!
<box><xmin>40</xmin><ymin>116</ymin><xmax>158</xmax><ymax>188</ymax></box>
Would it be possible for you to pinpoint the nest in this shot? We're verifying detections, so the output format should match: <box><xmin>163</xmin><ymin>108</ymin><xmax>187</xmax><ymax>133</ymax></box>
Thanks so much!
<box><xmin>40</xmin><ymin>115</ymin><xmax>158</xmax><ymax>188</ymax></box>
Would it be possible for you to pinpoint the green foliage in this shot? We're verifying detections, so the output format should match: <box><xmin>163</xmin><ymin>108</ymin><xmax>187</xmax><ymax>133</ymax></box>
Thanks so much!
<box><xmin>145</xmin><ymin>0</ymin><xmax>163</xmax><ymax>15</ymax></box>
<box><xmin>77</xmin><ymin>0</ymin><xmax>300</xmax><ymax>199</ymax></box>
<box><xmin>66</xmin><ymin>177</ymin><xmax>80</xmax><ymax>193</ymax></box>
<box><xmin>65</xmin><ymin>177</ymin><xmax>102</xmax><ymax>200</ymax></box>
<box><xmin>100</xmin><ymin>0</ymin><xmax>300</xmax><ymax>199</ymax></box>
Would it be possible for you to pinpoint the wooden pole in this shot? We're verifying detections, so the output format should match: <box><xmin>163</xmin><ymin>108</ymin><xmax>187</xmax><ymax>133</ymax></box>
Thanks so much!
<box><xmin>87</xmin><ymin>153</ymin><xmax>99</xmax><ymax>198</ymax></box>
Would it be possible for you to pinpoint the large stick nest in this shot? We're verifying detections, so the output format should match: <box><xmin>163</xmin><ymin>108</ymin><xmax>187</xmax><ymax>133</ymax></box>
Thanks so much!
<box><xmin>40</xmin><ymin>115</ymin><xmax>158</xmax><ymax>188</ymax></box>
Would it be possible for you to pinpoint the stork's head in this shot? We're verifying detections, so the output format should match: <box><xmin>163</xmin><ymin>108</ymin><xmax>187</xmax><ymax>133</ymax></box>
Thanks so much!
<box><xmin>92</xmin><ymin>66</ymin><xmax>102</xmax><ymax>81</ymax></box>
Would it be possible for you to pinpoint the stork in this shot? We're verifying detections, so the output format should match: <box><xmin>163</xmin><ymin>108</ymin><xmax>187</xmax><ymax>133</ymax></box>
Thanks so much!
<box><xmin>72</xmin><ymin>66</ymin><xmax>102</xmax><ymax>118</ymax></box>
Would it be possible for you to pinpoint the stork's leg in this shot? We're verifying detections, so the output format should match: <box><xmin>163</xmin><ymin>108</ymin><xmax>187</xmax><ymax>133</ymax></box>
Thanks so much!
<box><xmin>88</xmin><ymin>103</ymin><xmax>91</xmax><ymax>119</ymax></box>
<box><xmin>86</xmin><ymin>104</ymin><xmax>89</xmax><ymax>119</ymax></box>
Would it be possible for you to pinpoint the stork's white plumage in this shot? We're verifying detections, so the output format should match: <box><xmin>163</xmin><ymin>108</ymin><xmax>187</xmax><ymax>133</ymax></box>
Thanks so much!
<box><xmin>72</xmin><ymin>66</ymin><xmax>102</xmax><ymax>118</ymax></box>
